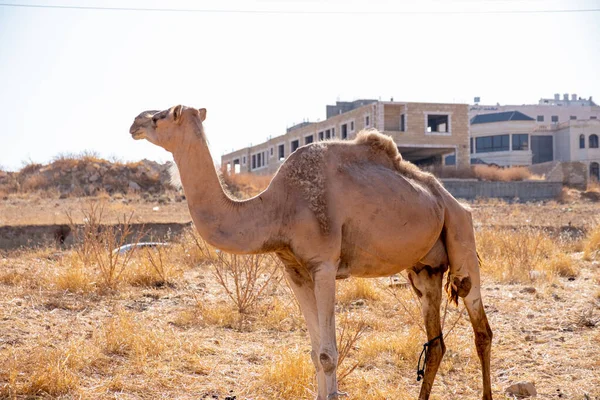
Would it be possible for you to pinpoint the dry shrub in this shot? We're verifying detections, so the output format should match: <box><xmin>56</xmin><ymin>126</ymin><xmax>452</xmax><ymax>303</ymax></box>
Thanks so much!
<box><xmin>336</xmin><ymin>316</ymin><xmax>369</xmax><ymax>383</ymax></box>
<box><xmin>428</xmin><ymin>166</ymin><xmax>476</xmax><ymax>179</ymax></box>
<box><xmin>68</xmin><ymin>202</ymin><xmax>141</xmax><ymax>290</ymax></box>
<box><xmin>587</xmin><ymin>179</ymin><xmax>600</xmax><ymax>193</ymax></box>
<box><xmin>124</xmin><ymin>246</ymin><xmax>182</xmax><ymax>287</ymax></box>
<box><xmin>221</xmin><ymin>171</ymin><xmax>273</xmax><ymax>199</ymax></box>
<box><xmin>548</xmin><ymin>252</ymin><xmax>578</xmax><ymax>278</ymax></box>
<box><xmin>211</xmin><ymin>252</ymin><xmax>282</xmax><ymax>315</ymax></box>
<box><xmin>337</xmin><ymin>278</ymin><xmax>383</xmax><ymax>305</ymax></box>
<box><xmin>430</xmin><ymin>165</ymin><xmax>540</xmax><ymax>181</ymax></box>
<box><xmin>476</xmin><ymin>227</ymin><xmax>567</xmax><ymax>282</ymax></box>
<box><xmin>583</xmin><ymin>225</ymin><xmax>600</xmax><ymax>261</ymax></box>
<box><xmin>20</xmin><ymin>173</ymin><xmax>50</xmax><ymax>192</ymax></box>
<box><xmin>473</xmin><ymin>165</ymin><xmax>534</xmax><ymax>181</ymax></box>
<box><xmin>256</xmin><ymin>347</ymin><xmax>315</xmax><ymax>399</ymax></box>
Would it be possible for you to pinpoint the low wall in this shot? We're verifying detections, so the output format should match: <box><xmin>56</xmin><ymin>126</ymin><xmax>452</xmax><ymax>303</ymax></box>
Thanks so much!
<box><xmin>441</xmin><ymin>179</ymin><xmax>563</xmax><ymax>201</ymax></box>
<box><xmin>0</xmin><ymin>222</ymin><xmax>192</xmax><ymax>251</ymax></box>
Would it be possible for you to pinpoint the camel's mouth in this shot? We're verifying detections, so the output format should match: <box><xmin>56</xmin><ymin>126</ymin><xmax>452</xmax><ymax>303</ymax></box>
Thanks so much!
<box><xmin>130</xmin><ymin>129</ymin><xmax>146</xmax><ymax>140</ymax></box>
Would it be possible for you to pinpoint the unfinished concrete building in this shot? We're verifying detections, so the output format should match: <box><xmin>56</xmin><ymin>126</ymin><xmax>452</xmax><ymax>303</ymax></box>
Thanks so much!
<box><xmin>221</xmin><ymin>100</ymin><xmax>470</xmax><ymax>175</ymax></box>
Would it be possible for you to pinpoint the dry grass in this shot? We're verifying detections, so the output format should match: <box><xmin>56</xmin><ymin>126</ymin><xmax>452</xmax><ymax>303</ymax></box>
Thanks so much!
<box><xmin>337</xmin><ymin>277</ymin><xmax>384</xmax><ymax>305</ymax></box>
<box><xmin>583</xmin><ymin>224</ymin><xmax>600</xmax><ymax>261</ymax></box>
<box><xmin>476</xmin><ymin>226</ymin><xmax>571</xmax><ymax>283</ymax></box>
<box><xmin>256</xmin><ymin>347</ymin><xmax>315</xmax><ymax>399</ymax></box>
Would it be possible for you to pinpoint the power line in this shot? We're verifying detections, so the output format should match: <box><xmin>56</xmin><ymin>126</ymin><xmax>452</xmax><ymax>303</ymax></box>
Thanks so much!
<box><xmin>0</xmin><ymin>2</ymin><xmax>599</xmax><ymax>15</ymax></box>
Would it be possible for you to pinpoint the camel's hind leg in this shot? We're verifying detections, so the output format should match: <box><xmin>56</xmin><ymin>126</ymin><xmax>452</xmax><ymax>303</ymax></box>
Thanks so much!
<box><xmin>408</xmin><ymin>264</ymin><xmax>446</xmax><ymax>400</ymax></box>
<box><xmin>463</xmin><ymin>272</ymin><xmax>493</xmax><ymax>400</ymax></box>
<box><xmin>441</xmin><ymin>197</ymin><xmax>493</xmax><ymax>400</ymax></box>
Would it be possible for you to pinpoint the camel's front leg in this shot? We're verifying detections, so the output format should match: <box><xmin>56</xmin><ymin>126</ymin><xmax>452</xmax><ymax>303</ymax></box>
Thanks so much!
<box><xmin>313</xmin><ymin>262</ymin><xmax>346</xmax><ymax>400</ymax></box>
<box><xmin>283</xmin><ymin>269</ymin><xmax>327</xmax><ymax>400</ymax></box>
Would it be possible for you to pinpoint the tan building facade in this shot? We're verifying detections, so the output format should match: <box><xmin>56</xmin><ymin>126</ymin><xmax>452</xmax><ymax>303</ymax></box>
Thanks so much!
<box><xmin>221</xmin><ymin>100</ymin><xmax>470</xmax><ymax>175</ymax></box>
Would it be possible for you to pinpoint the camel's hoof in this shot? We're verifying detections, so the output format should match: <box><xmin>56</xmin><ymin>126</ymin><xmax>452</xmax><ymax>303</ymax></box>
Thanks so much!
<box><xmin>327</xmin><ymin>391</ymin><xmax>349</xmax><ymax>399</ymax></box>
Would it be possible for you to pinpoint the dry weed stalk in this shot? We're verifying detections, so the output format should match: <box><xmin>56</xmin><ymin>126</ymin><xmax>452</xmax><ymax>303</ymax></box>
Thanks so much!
<box><xmin>386</xmin><ymin>274</ymin><xmax>425</xmax><ymax>333</ymax></box>
<box><xmin>212</xmin><ymin>252</ymin><xmax>282</xmax><ymax>315</ymax></box>
<box><xmin>142</xmin><ymin>245</ymin><xmax>174</xmax><ymax>286</ymax></box>
<box><xmin>68</xmin><ymin>202</ymin><xmax>142</xmax><ymax>289</ymax></box>
<box><xmin>336</xmin><ymin>316</ymin><xmax>369</xmax><ymax>383</ymax></box>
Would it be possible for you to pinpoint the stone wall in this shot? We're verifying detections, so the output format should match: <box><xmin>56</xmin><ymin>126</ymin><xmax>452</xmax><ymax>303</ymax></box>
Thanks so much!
<box><xmin>441</xmin><ymin>179</ymin><xmax>563</xmax><ymax>201</ymax></box>
<box><xmin>528</xmin><ymin>161</ymin><xmax>588</xmax><ymax>189</ymax></box>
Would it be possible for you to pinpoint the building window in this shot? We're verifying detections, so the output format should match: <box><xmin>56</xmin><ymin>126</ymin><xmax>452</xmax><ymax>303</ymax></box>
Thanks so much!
<box><xmin>400</xmin><ymin>114</ymin><xmax>406</xmax><ymax>132</ymax></box>
<box><xmin>291</xmin><ymin>139</ymin><xmax>300</xmax><ymax>153</ymax></box>
<box><xmin>341</xmin><ymin>124</ymin><xmax>348</xmax><ymax>139</ymax></box>
<box><xmin>365</xmin><ymin>115</ymin><xmax>370</xmax><ymax>127</ymax></box>
<box><xmin>242</xmin><ymin>156</ymin><xmax>246</xmax><ymax>165</ymax></box>
<box><xmin>257</xmin><ymin>153</ymin><xmax>262</xmax><ymax>168</ymax></box>
<box><xmin>537</xmin><ymin>115</ymin><xmax>544</xmax><ymax>122</ymax></box>
<box><xmin>305</xmin><ymin>135</ymin><xmax>314</xmax><ymax>145</ymax></box>
<box><xmin>270</xmin><ymin>147</ymin><xmax>274</xmax><ymax>157</ymax></box>
<box><xmin>580</xmin><ymin>134</ymin><xmax>586</xmax><ymax>149</ymax></box>
<box><xmin>332</xmin><ymin>128</ymin><xmax>335</xmax><ymax>137</ymax></box>
<box><xmin>325</xmin><ymin>130</ymin><xmax>331</xmax><ymax>139</ymax></box>
<box><xmin>318</xmin><ymin>131</ymin><xmax>324</xmax><ymax>140</ymax></box>
<box><xmin>445</xmin><ymin>154</ymin><xmax>456</xmax><ymax>166</ymax></box>
<box><xmin>278</xmin><ymin>144</ymin><xmax>285</xmax><ymax>160</ymax></box>
<box><xmin>590</xmin><ymin>134</ymin><xmax>599</xmax><ymax>148</ymax></box>
<box><xmin>252</xmin><ymin>154</ymin><xmax>256</xmax><ymax>169</ymax></box>
<box><xmin>592</xmin><ymin>116</ymin><xmax>598</xmax><ymax>120</ymax></box>
<box><xmin>427</xmin><ymin>114</ymin><xmax>449</xmax><ymax>133</ymax></box>
<box><xmin>470</xmin><ymin>137</ymin><xmax>473</xmax><ymax>154</ymax></box>
<box><xmin>551</xmin><ymin>115</ymin><xmax>559</xmax><ymax>123</ymax></box>
<box><xmin>512</xmin><ymin>134</ymin><xmax>529</xmax><ymax>150</ymax></box>
<box><xmin>476</xmin><ymin>134</ymin><xmax>509</xmax><ymax>153</ymax></box>
<box><xmin>591</xmin><ymin>162</ymin><xmax>600</xmax><ymax>181</ymax></box>
<box><xmin>570</xmin><ymin>116</ymin><xmax>577</xmax><ymax>120</ymax></box>
<box><xmin>350</xmin><ymin>121</ymin><xmax>354</xmax><ymax>131</ymax></box>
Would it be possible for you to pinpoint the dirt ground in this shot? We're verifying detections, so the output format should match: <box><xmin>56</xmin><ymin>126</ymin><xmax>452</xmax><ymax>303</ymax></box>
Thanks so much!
<box><xmin>0</xmin><ymin>197</ymin><xmax>599</xmax><ymax>399</ymax></box>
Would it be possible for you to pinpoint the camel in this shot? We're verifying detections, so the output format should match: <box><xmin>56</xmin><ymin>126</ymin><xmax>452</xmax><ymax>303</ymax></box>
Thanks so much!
<box><xmin>129</xmin><ymin>105</ymin><xmax>493</xmax><ymax>400</ymax></box>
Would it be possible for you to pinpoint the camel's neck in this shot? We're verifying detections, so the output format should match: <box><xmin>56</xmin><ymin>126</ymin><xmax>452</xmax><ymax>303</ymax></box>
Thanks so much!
<box><xmin>172</xmin><ymin>121</ymin><xmax>279</xmax><ymax>254</ymax></box>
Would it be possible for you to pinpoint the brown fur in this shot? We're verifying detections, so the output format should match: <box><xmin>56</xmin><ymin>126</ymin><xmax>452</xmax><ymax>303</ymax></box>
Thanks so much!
<box><xmin>280</xmin><ymin>143</ymin><xmax>329</xmax><ymax>233</ymax></box>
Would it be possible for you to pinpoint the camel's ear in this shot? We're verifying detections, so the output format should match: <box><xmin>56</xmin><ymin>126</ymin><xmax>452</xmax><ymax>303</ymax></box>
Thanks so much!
<box><xmin>173</xmin><ymin>105</ymin><xmax>183</xmax><ymax>123</ymax></box>
<box><xmin>198</xmin><ymin>108</ymin><xmax>207</xmax><ymax>122</ymax></box>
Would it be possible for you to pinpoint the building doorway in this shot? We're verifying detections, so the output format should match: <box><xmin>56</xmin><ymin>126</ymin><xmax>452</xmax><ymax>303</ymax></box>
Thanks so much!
<box><xmin>591</xmin><ymin>162</ymin><xmax>600</xmax><ymax>181</ymax></box>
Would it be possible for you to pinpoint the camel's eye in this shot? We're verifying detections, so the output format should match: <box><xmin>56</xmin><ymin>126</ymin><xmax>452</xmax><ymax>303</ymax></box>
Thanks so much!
<box><xmin>152</xmin><ymin>116</ymin><xmax>160</xmax><ymax>126</ymax></box>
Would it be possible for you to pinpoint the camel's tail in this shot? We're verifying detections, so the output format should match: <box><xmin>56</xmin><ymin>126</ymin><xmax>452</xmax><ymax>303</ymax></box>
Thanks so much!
<box><xmin>440</xmin><ymin>191</ymin><xmax>480</xmax><ymax>305</ymax></box>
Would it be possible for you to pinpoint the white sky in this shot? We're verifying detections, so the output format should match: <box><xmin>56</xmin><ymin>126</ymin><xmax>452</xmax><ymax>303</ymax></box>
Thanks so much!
<box><xmin>1</xmin><ymin>0</ymin><xmax>599</xmax><ymax>171</ymax></box>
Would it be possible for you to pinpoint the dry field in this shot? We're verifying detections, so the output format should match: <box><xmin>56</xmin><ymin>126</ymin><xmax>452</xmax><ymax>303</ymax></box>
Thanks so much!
<box><xmin>1</xmin><ymin>193</ymin><xmax>600</xmax><ymax>399</ymax></box>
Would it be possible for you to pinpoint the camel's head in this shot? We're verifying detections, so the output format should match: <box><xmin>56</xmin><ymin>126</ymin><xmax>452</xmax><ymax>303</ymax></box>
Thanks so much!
<box><xmin>129</xmin><ymin>105</ymin><xmax>207</xmax><ymax>153</ymax></box>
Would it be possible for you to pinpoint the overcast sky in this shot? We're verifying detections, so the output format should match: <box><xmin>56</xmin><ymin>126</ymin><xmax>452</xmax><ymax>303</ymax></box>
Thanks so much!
<box><xmin>1</xmin><ymin>0</ymin><xmax>599</xmax><ymax>171</ymax></box>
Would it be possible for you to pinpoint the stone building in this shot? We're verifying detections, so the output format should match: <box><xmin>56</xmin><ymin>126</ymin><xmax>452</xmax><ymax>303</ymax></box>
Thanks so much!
<box><xmin>221</xmin><ymin>100</ymin><xmax>470</xmax><ymax>175</ymax></box>
<box><xmin>466</xmin><ymin>93</ymin><xmax>600</xmax><ymax>180</ymax></box>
